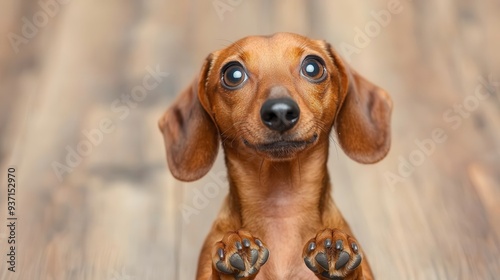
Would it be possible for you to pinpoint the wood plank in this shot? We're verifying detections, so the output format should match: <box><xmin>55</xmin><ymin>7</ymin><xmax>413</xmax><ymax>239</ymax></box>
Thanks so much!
<box><xmin>1</xmin><ymin>0</ymin><xmax>499</xmax><ymax>279</ymax></box>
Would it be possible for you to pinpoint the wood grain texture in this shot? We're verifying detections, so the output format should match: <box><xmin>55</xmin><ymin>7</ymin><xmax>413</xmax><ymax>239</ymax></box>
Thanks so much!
<box><xmin>0</xmin><ymin>0</ymin><xmax>499</xmax><ymax>279</ymax></box>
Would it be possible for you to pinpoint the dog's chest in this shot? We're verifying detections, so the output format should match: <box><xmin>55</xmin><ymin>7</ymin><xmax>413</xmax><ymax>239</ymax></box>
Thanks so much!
<box><xmin>256</xmin><ymin>253</ymin><xmax>317</xmax><ymax>280</ymax></box>
<box><xmin>253</xmin><ymin>218</ymin><xmax>318</xmax><ymax>280</ymax></box>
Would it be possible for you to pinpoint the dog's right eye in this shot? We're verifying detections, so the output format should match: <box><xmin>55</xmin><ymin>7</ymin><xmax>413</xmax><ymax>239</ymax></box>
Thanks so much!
<box><xmin>221</xmin><ymin>63</ymin><xmax>248</xmax><ymax>89</ymax></box>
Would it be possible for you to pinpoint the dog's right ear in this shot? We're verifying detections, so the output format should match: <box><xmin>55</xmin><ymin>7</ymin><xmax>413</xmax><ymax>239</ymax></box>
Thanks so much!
<box><xmin>158</xmin><ymin>55</ymin><xmax>219</xmax><ymax>182</ymax></box>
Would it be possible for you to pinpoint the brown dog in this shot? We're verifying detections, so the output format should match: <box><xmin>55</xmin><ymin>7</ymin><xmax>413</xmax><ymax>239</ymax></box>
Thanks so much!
<box><xmin>159</xmin><ymin>33</ymin><xmax>392</xmax><ymax>280</ymax></box>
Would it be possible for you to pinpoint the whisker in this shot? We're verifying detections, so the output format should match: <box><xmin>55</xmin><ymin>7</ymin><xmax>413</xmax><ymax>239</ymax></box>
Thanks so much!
<box><xmin>259</xmin><ymin>158</ymin><xmax>264</xmax><ymax>187</ymax></box>
<box><xmin>219</xmin><ymin>120</ymin><xmax>247</xmax><ymax>147</ymax></box>
<box><xmin>315</xmin><ymin>121</ymin><xmax>340</xmax><ymax>160</ymax></box>
<box><xmin>297</xmin><ymin>156</ymin><xmax>302</xmax><ymax>185</ymax></box>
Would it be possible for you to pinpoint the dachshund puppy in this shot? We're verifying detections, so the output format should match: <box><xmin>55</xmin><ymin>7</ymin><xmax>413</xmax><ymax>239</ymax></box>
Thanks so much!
<box><xmin>159</xmin><ymin>32</ymin><xmax>392</xmax><ymax>280</ymax></box>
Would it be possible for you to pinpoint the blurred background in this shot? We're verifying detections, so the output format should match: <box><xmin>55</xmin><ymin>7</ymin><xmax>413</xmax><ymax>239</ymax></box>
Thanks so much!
<box><xmin>1</xmin><ymin>0</ymin><xmax>499</xmax><ymax>279</ymax></box>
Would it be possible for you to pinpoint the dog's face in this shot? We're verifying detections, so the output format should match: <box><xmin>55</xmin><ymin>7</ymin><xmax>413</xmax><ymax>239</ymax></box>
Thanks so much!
<box><xmin>159</xmin><ymin>33</ymin><xmax>392</xmax><ymax>181</ymax></box>
<box><xmin>200</xmin><ymin>33</ymin><xmax>341</xmax><ymax>160</ymax></box>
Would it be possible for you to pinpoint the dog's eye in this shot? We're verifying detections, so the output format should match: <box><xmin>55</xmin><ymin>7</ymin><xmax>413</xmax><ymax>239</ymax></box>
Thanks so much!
<box><xmin>301</xmin><ymin>56</ymin><xmax>326</xmax><ymax>82</ymax></box>
<box><xmin>221</xmin><ymin>63</ymin><xmax>248</xmax><ymax>89</ymax></box>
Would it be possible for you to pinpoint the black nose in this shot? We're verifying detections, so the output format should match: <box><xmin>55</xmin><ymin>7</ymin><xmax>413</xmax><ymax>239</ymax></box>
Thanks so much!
<box><xmin>260</xmin><ymin>98</ymin><xmax>300</xmax><ymax>132</ymax></box>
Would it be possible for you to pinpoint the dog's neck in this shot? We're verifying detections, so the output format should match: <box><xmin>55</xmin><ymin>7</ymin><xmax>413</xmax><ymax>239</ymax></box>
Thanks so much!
<box><xmin>222</xmin><ymin>138</ymin><xmax>332</xmax><ymax>229</ymax></box>
<box><xmin>221</xmin><ymin>138</ymin><xmax>337</xmax><ymax>275</ymax></box>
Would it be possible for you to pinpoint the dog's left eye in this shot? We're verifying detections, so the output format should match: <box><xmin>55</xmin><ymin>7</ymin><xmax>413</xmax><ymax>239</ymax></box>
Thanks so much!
<box><xmin>221</xmin><ymin>63</ymin><xmax>248</xmax><ymax>89</ymax></box>
<box><xmin>301</xmin><ymin>56</ymin><xmax>327</xmax><ymax>82</ymax></box>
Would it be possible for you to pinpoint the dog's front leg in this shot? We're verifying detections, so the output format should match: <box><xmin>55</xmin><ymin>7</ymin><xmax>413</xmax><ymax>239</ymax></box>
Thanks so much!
<box><xmin>204</xmin><ymin>230</ymin><xmax>269</xmax><ymax>280</ymax></box>
<box><xmin>302</xmin><ymin>228</ymin><xmax>365</xmax><ymax>280</ymax></box>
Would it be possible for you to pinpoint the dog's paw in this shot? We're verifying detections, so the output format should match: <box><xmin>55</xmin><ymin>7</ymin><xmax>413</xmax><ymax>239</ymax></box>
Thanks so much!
<box><xmin>212</xmin><ymin>230</ymin><xmax>269</xmax><ymax>279</ymax></box>
<box><xmin>303</xmin><ymin>228</ymin><xmax>363</xmax><ymax>280</ymax></box>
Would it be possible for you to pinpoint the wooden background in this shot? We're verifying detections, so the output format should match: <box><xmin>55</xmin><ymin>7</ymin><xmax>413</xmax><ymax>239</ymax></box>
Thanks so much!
<box><xmin>1</xmin><ymin>0</ymin><xmax>499</xmax><ymax>279</ymax></box>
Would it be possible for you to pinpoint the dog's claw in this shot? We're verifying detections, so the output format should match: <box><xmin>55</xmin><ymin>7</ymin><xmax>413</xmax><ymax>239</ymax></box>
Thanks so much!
<box><xmin>217</xmin><ymin>248</ymin><xmax>224</xmax><ymax>260</ymax></box>
<box><xmin>351</xmin><ymin>243</ymin><xmax>358</xmax><ymax>254</ymax></box>
<box><xmin>325</xmin><ymin>239</ymin><xmax>332</xmax><ymax>249</ymax></box>
<box><xmin>308</xmin><ymin>241</ymin><xmax>317</xmax><ymax>252</ymax></box>
<box><xmin>243</xmin><ymin>238</ymin><xmax>251</xmax><ymax>248</ymax></box>
<box><xmin>255</xmin><ymin>239</ymin><xmax>263</xmax><ymax>247</ymax></box>
<box><xmin>335</xmin><ymin>240</ymin><xmax>343</xmax><ymax>251</ymax></box>
<box><xmin>235</xmin><ymin>241</ymin><xmax>243</xmax><ymax>251</ymax></box>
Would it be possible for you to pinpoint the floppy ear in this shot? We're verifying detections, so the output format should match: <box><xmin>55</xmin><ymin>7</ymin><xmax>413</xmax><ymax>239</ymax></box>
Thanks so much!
<box><xmin>328</xmin><ymin>46</ymin><xmax>393</xmax><ymax>163</ymax></box>
<box><xmin>158</xmin><ymin>56</ymin><xmax>219</xmax><ymax>181</ymax></box>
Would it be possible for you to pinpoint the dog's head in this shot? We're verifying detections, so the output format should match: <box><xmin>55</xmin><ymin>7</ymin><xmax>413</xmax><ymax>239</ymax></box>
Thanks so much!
<box><xmin>159</xmin><ymin>33</ymin><xmax>392</xmax><ymax>181</ymax></box>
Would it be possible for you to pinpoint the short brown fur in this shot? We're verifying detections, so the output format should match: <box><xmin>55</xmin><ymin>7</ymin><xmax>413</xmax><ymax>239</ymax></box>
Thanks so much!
<box><xmin>159</xmin><ymin>33</ymin><xmax>392</xmax><ymax>280</ymax></box>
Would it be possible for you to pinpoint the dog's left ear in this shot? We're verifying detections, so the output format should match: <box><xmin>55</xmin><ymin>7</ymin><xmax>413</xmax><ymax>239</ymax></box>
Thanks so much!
<box><xmin>158</xmin><ymin>55</ymin><xmax>219</xmax><ymax>181</ymax></box>
<box><xmin>327</xmin><ymin>45</ymin><xmax>393</xmax><ymax>163</ymax></box>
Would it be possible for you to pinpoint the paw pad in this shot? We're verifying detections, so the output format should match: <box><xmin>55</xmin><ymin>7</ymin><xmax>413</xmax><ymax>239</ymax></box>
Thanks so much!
<box><xmin>303</xmin><ymin>229</ymin><xmax>363</xmax><ymax>279</ymax></box>
<box><xmin>213</xmin><ymin>230</ymin><xmax>269</xmax><ymax>278</ymax></box>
